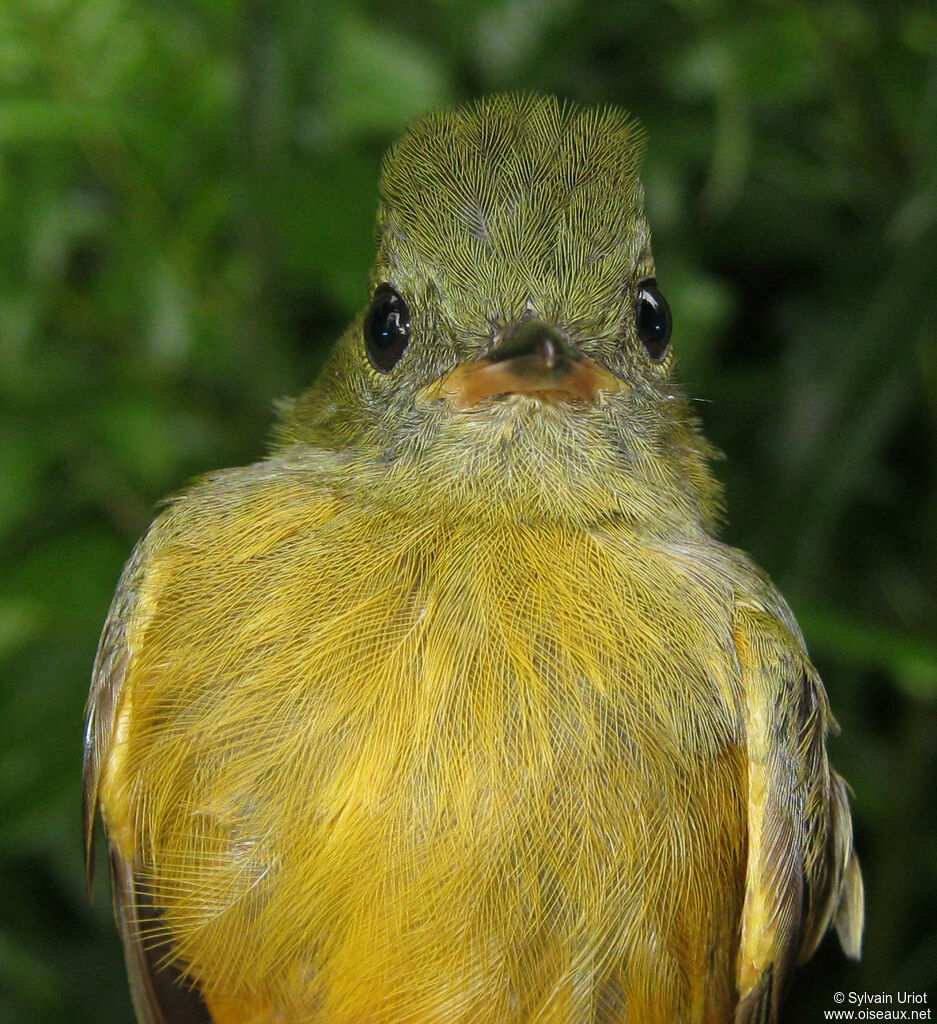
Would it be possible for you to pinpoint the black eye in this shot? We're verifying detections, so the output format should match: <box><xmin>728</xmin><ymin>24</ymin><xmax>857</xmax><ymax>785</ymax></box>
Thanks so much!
<box><xmin>365</xmin><ymin>284</ymin><xmax>412</xmax><ymax>372</ymax></box>
<box><xmin>635</xmin><ymin>278</ymin><xmax>672</xmax><ymax>361</ymax></box>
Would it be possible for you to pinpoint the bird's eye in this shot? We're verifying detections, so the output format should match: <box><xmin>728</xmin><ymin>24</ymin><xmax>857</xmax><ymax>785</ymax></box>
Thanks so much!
<box><xmin>365</xmin><ymin>284</ymin><xmax>412</xmax><ymax>372</ymax></box>
<box><xmin>635</xmin><ymin>278</ymin><xmax>672</xmax><ymax>361</ymax></box>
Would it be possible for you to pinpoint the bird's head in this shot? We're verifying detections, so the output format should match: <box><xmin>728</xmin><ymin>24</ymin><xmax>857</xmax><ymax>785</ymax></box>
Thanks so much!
<box><xmin>279</xmin><ymin>94</ymin><xmax>721</xmax><ymax>533</ymax></box>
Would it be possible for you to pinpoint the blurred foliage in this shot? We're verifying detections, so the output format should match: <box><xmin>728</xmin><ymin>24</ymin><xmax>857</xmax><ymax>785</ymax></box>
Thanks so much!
<box><xmin>1</xmin><ymin>0</ymin><xmax>935</xmax><ymax>1020</ymax></box>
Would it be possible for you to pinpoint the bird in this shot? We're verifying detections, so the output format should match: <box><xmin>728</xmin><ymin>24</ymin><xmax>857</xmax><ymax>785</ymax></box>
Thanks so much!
<box><xmin>84</xmin><ymin>93</ymin><xmax>863</xmax><ymax>1024</ymax></box>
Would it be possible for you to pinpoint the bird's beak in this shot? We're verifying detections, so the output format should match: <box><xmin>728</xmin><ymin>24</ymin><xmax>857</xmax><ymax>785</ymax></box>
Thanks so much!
<box><xmin>417</xmin><ymin>321</ymin><xmax>625</xmax><ymax>411</ymax></box>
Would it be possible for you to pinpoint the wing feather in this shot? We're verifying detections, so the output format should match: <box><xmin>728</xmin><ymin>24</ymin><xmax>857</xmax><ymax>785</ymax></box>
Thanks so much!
<box><xmin>733</xmin><ymin>605</ymin><xmax>863</xmax><ymax>1024</ymax></box>
<box><xmin>83</xmin><ymin>537</ymin><xmax>214</xmax><ymax>1023</ymax></box>
<box><xmin>83</xmin><ymin>540</ymin><xmax>148</xmax><ymax>891</ymax></box>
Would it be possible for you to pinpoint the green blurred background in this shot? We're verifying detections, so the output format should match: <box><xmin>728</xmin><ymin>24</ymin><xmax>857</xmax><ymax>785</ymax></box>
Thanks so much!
<box><xmin>1</xmin><ymin>0</ymin><xmax>935</xmax><ymax>1020</ymax></box>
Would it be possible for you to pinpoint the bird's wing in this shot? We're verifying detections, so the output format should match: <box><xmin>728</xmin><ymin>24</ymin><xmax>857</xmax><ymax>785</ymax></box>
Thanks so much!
<box><xmin>83</xmin><ymin>538</ymin><xmax>213</xmax><ymax>1024</ymax></box>
<box><xmin>732</xmin><ymin>603</ymin><xmax>864</xmax><ymax>1024</ymax></box>
<box><xmin>82</xmin><ymin>539</ymin><xmax>147</xmax><ymax>893</ymax></box>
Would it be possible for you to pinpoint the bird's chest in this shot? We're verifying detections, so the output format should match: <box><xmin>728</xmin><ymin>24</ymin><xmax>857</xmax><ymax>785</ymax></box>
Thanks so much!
<box><xmin>122</xmin><ymin>517</ymin><xmax>748</xmax><ymax>1021</ymax></box>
